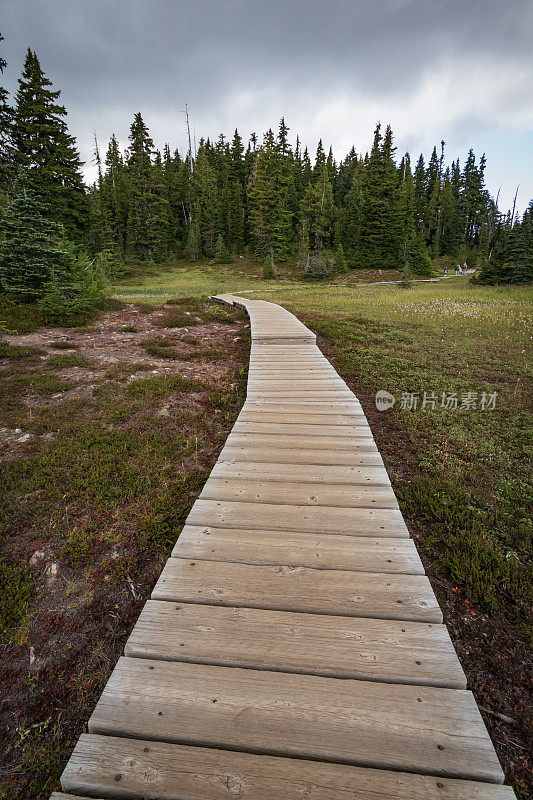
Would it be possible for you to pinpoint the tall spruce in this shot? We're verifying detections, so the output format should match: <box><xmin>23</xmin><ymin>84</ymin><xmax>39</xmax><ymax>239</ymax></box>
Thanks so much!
<box><xmin>0</xmin><ymin>33</ymin><xmax>14</xmax><ymax>193</ymax></box>
<box><xmin>248</xmin><ymin>128</ymin><xmax>292</xmax><ymax>260</ymax></box>
<box><xmin>358</xmin><ymin>124</ymin><xmax>403</xmax><ymax>268</ymax></box>
<box><xmin>125</xmin><ymin>112</ymin><xmax>168</xmax><ymax>260</ymax></box>
<box><xmin>12</xmin><ymin>49</ymin><xmax>87</xmax><ymax>236</ymax></box>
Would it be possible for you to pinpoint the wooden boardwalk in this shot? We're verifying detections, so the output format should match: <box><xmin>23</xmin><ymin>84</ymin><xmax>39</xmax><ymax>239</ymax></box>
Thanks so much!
<box><xmin>54</xmin><ymin>295</ymin><xmax>514</xmax><ymax>800</ymax></box>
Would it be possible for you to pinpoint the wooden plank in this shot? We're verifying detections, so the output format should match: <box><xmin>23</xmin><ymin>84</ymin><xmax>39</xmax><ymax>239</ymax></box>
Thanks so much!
<box><xmin>199</xmin><ymin>477</ymin><xmax>398</xmax><ymax>509</ymax></box>
<box><xmin>247</xmin><ymin>381</ymin><xmax>349</xmax><ymax>391</ymax></box>
<box><xmin>126</xmin><ymin>600</ymin><xmax>465</xmax><ymax>687</ymax></box>
<box><xmin>152</xmin><ymin>558</ymin><xmax>441</xmax><ymax>622</ymax></box>
<box><xmin>225</xmin><ymin>433</ymin><xmax>378</xmax><ymax>451</ymax></box>
<box><xmin>61</xmin><ymin>734</ymin><xmax>515</xmax><ymax>800</ymax></box>
<box><xmin>211</xmin><ymin>460</ymin><xmax>391</xmax><ymax>485</ymax></box>
<box><xmin>186</xmin><ymin>498</ymin><xmax>410</xmax><ymax>537</ymax></box>
<box><xmin>238</xmin><ymin>412</ymin><xmax>366</xmax><ymax>425</ymax></box>
<box><xmin>50</xmin><ymin>795</ymin><xmax>94</xmax><ymax>800</ymax></box>
<box><xmin>219</xmin><ymin>444</ymin><xmax>384</xmax><ymax>465</ymax></box>
<box><xmin>231</xmin><ymin>423</ymin><xmax>374</xmax><ymax>439</ymax></box>
<box><xmin>88</xmin><ymin>659</ymin><xmax>503</xmax><ymax>782</ymax></box>
<box><xmin>243</xmin><ymin>401</ymin><xmax>364</xmax><ymax>414</ymax></box>
<box><xmin>172</xmin><ymin>525</ymin><xmax>424</xmax><ymax>573</ymax></box>
<box><xmin>248</xmin><ymin>396</ymin><xmax>354</xmax><ymax>404</ymax></box>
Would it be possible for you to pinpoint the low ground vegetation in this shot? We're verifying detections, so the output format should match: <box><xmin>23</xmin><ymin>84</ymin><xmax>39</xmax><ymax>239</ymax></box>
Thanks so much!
<box><xmin>0</xmin><ymin>296</ymin><xmax>249</xmax><ymax>799</ymax></box>
<box><xmin>248</xmin><ymin>278</ymin><xmax>532</xmax><ymax>795</ymax></box>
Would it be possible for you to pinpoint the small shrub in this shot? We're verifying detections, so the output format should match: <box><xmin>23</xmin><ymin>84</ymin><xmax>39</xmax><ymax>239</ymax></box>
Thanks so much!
<box><xmin>50</xmin><ymin>341</ymin><xmax>77</xmax><ymax>350</ymax></box>
<box><xmin>158</xmin><ymin>307</ymin><xmax>192</xmax><ymax>328</ymax></box>
<box><xmin>47</xmin><ymin>353</ymin><xmax>92</xmax><ymax>369</ymax></box>
<box><xmin>263</xmin><ymin>249</ymin><xmax>276</xmax><ymax>279</ymax></box>
<box><xmin>127</xmin><ymin>374</ymin><xmax>205</xmax><ymax>400</ymax></box>
<box><xmin>0</xmin><ymin>342</ymin><xmax>44</xmax><ymax>360</ymax></box>
<box><xmin>121</xmin><ymin>325</ymin><xmax>138</xmax><ymax>333</ymax></box>
<box><xmin>304</xmin><ymin>252</ymin><xmax>330</xmax><ymax>280</ymax></box>
<box><xmin>141</xmin><ymin>338</ymin><xmax>182</xmax><ymax>359</ymax></box>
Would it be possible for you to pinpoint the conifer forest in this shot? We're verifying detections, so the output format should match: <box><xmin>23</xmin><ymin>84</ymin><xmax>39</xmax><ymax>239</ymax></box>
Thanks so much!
<box><xmin>0</xmin><ymin>41</ymin><xmax>531</xmax><ymax>312</ymax></box>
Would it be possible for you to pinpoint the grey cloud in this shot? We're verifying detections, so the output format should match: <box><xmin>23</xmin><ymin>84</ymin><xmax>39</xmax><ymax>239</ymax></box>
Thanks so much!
<box><xmin>1</xmin><ymin>0</ymin><xmax>532</xmax><ymax>211</ymax></box>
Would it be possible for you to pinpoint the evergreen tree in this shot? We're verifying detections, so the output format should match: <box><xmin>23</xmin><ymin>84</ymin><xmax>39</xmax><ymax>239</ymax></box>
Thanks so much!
<box><xmin>478</xmin><ymin>199</ymin><xmax>533</xmax><ymax>284</ymax></box>
<box><xmin>340</xmin><ymin>159</ymin><xmax>364</xmax><ymax>260</ymax></box>
<box><xmin>190</xmin><ymin>142</ymin><xmax>219</xmax><ymax>256</ymax></box>
<box><xmin>214</xmin><ymin>233</ymin><xmax>232</xmax><ymax>263</ymax></box>
<box><xmin>0</xmin><ymin>185</ymin><xmax>70</xmax><ymax>295</ymax></box>
<box><xmin>0</xmin><ymin>33</ymin><xmax>14</xmax><ymax>192</ymax></box>
<box><xmin>125</xmin><ymin>113</ymin><xmax>168</xmax><ymax>260</ymax></box>
<box><xmin>100</xmin><ymin>134</ymin><xmax>128</xmax><ymax>256</ymax></box>
<box><xmin>300</xmin><ymin>140</ymin><xmax>336</xmax><ymax>252</ymax></box>
<box><xmin>358</xmin><ymin>124</ymin><xmax>403</xmax><ymax>268</ymax></box>
<box><xmin>262</xmin><ymin>247</ymin><xmax>275</xmax><ymax>278</ymax></box>
<box><xmin>12</xmin><ymin>49</ymin><xmax>87</xmax><ymax>235</ymax></box>
<box><xmin>248</xmin><ymin>129</ymin><xmax>292</xmax><ymax>260</ymax></box>
<box><xmin>460</xmin><ymin>149</ymin><xmax>490</xmax><ymax>246</ymax></box>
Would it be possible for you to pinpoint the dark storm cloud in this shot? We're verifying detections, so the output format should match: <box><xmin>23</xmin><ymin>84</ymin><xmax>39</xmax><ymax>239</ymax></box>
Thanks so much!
<box><xmin>1</xmin><ymin>0</ymin><xmax>532</xmax><ymax>211</ymax></box>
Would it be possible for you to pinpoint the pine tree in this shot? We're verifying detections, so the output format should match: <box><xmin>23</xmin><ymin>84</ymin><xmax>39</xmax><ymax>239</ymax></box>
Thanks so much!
<box><xmin>190</xmin><ymin>142</ymin><xmax>219</xmax><ymax>256</ymax></box>
<box><xmin>262</xmin><ymin>247</ymin><xmax>275</xmax><ymax>278</ymax></box>
<box><xmin>125</xmin><ymin>113</ymin><xmax>168</xmax><ymax>260</ymax></box>
<box><xmin>300</xmin><ymin>141</ymin><xmax>336</xmax><ymax>252</ymax></box>
<box><xmin>358</xmin><ymin>124</ymin><xmax>403</xmax><ymax>268</ymax></box>
<box><xmin>248</xmin><ymin>129</ymin><xmax>292</xmax><ymax>260</ymax></box>
<box><xmin>0</xmin><ymin>185</ymin><xmax>70</xmax><ymax>295</ymax></box>
<box><xmin>214</xmin><ymin>233</ymin><xmax>232</xmax><ymax>263</ymax></box>
<box><xmin>100</xmin><ymin>134</ymin><xmax>128</xmax><ymax>256</ymax></box>
<box><xmin>398</xmin><ymin>153</ymin><xmax>431</xmax><ymax>275</ymax></box>
<box><xmin>12</xmin><ymin>49</ymin><xmax>87</xmax><ymax>236</ymax></box>
<box><xmin>478</xmin><ymin>199</ymin><xmax>533</xmax><ymax>284</ymax></box>
<box><xmin>0</xmin><ymin>33</ymin><xmax>14</xmax><ymax>193</ymax></box>
<box><xmin>339</xmin><ymin>159</ymin><xmax>364</xmax><ymax>260</ymax></box>
<box><xmin>460</xmin><ymin>149</ymin><xmax>490</xmax><ymax>246</ymax></box>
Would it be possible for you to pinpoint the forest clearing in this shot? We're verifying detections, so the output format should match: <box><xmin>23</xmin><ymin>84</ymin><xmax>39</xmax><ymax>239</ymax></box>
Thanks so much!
<box><xmin>1</xmin><ymin>2</ymin><xmax>532</xmax><ymax>798</ymax></box>
<box><xmin>1</xmin><ymin>263</ymin><xmax>531</xmax><ymax>797</ymax></box>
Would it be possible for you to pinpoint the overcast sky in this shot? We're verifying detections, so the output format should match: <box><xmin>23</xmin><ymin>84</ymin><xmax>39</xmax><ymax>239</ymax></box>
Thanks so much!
<box><xmin>2</xmin><ymin>0</ymin><xmax>532</xmax><ymax>214</ymax></box>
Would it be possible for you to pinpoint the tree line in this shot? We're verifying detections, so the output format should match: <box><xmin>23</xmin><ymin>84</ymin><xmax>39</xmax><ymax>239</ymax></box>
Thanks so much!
<box><xmin>0</xmin><ymin>40</ymin><xmax>531</xmax><ymax>308</ymax></box>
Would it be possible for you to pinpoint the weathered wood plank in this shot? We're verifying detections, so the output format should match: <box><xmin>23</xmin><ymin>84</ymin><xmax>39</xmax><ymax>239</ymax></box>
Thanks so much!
<box><xmin>225</xmin><ymin>433</ymin><xmax>378</xmax><ymax>451</ymax></box>
<box><xmin>50</xmin><ymin>795</ymin><xmax>94</xmax><ymax>800</ymax></box>
<box><xmin>61</xmin><ymin>734</ymin><xmax>515</xmax><ymax>800</ymax></box>
<box><xmin>199</xmin><ymin>477</ymin><xmax>398</xmax><ymax>509</ymax></box>
<box><xmin>88</xmin><ymin>659</ymin><xmax>503</xmax><ymax>782</ymax></box>
<box><xmin>247</xmin><ymin>382</ymin><xmax>349</xmax><ymax>392</ymax></box>
<box><xmin>126</xmin><ymin>600</ymin><xmax>464</xmax><ymax>687</ymax></box>
<box><xmin>152</xmin><ymin>558</ymin><xmax>441</xmax><ymax>622</ymax></box>
<box><xmin>211</xmin><ymin>460</ymin><xmax>391</xmax><ymax>485</ymax></box>
<box><xmin>243</xmin><ymin>401</ymin><xmax>364</xmax><ymax>415</ymax></box>
<box><xmin>231</xmin><ymin>423</ymin><xmax>372</xmax><ymax>439</ymax></box>
<box><xmin>172</xmin><ymin>525</ymin><xmax>424</xmax><ymax>573</ymax></box>
<box><xmin>219</xmin><ymin>444</ymin><xmax>384</xmax><ymax>465</ymax></box>
<box><xmin>186</xmin><ymin>498</ymin><xmax>410</xmax><ymax>537</ymax></box>
<box><xmin>238</xmin><ymin>412</ymin><xmax>367</xmax><ymax>426</ymax></box>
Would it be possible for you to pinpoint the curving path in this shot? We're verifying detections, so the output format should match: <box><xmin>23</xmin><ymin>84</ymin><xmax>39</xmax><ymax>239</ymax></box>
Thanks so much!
<box><xmin>53</xmin><ymin>295</ymin><xmax>514</xmax><ymax>800</ymax></box>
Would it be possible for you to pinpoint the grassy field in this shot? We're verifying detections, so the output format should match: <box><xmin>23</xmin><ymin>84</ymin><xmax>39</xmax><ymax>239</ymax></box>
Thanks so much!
<box><xmin>111</xmin><ymin>255</ymin><xmax>402</xmax><ymax>300</ymax></box>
